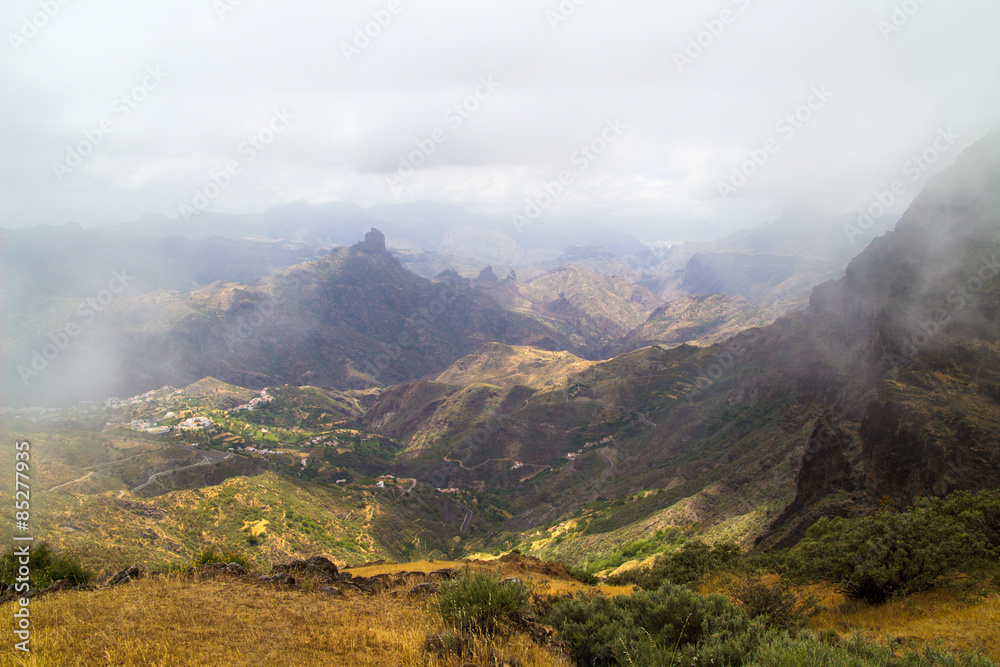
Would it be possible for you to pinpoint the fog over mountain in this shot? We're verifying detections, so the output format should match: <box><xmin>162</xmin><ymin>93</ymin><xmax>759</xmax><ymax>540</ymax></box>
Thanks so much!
<box><xmin>3</xmin><ymin>7</ymin><xmax>1000</xmax><ymax>661</ymax></box>
<box><xmin>2</xmin><ymin>1</ymin><xmax>997</xmax><ymax>242</ymax></box>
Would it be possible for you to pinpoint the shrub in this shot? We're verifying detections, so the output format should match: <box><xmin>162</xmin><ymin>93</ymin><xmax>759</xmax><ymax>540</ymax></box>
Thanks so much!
<box><xmin>191</xmin><ymin>546</ymin><xmax>254</xmax><ymax>570</ymax></box>
<box><xmin>431</xmin><ymin>569</ymin><xmax>530</xmax><ymax>635</ymax></box>
<box><xmin>789</xmin><ymin>492</ymin><xmax>998</xmax><ymax>604</ymax></box>
<box><xmin>0</xmin><ymin>542</ymin><xmax>93</xmax><ymax>589</ymax></box>
<box><xmin>726</xmin><ymin>577</ymin><xmax>818</xmax><ymax>631</ymax></box>
<box><xmin>547</xmin><ymin>586</ymin><xmax>995</xmax><ymax>667</ymax></box>
<box><xmin>544</xmin><ymin>583</ymin><xmax>760</xmax><ymax>666</ymax></box>
<box><xmin>565</xmin><ymin>564</ymin><xmax>599</xmax><ymax>585</ymax></box>
<box><xmin>608</xmin><ymin>540</ymin><xmax>743</xmax><ymax>589</ymax></box>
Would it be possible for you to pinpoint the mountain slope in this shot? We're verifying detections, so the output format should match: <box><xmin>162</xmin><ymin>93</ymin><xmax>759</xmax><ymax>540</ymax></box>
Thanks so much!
<box><xmin>366</xmin><ymin>131</ymin><xmax>1000</xmax><ymax>558</ymax></box>
<box><xmin>608</xmin><ymin>293</ymin><xmax>804</xmax><ymax>355</ymax></box>
<box><xmin>477</xmin><ymin>265</ymin><xmax>664</xmax><ymax>352</ymax></box>
<box><xmin>3</xmin><ymin>233</ymin><xmax>584</xmax><ymax>405</ymax></box>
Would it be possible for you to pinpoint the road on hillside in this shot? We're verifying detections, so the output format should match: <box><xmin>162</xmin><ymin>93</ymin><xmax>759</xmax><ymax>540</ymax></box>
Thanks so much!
<box><xmin>596</xmin><ymin>447</ymin><xmax>614</xmax><ymax>486</ymax></box>
<box><xmin>400</xmin><ymin>478</ymin><xmax>417</xmax><ymax>495</ymax></box>
<box><xmin>131</xmin><ymin>451</ymin><xmax>231</xmax><ymax>493</ymax></box>
<box><xmin>47</xmin><ymin>471</ymin><xmax>94</xmax><ymax>492</ymax></box>
<box><xmin>458</xmin><ymin>502</ymin><xmax>473</xmax><ymax>532</ymax></box>
<box><xmin>564</xmin><ymin>395</ymin><xmax>658</xmax><ymax>428</ymax></box>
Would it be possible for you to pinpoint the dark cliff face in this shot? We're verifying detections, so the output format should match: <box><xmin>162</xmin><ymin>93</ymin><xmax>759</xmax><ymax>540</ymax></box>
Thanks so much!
<box><xmin>780</xmin><ymin>132</ymin><xmax>1000</xmax><ymax>507</ymax></box>
<box><xmin>760</xmin><ymin>413</ymin><xmax>858</xmax><ymax>550</ymax></box>
<box><xmin>796</xmin><ymin>414</ymin><xmax>856</xmax><ymax>507</ymax></box>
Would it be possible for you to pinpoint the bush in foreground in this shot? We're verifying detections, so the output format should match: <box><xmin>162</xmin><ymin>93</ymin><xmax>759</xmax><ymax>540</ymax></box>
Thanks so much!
<box><xmin>748</xmin><ymin>631</ymin><xmax>996</xmax><ymax>667</ymax></box>
<box><xmin>0</xmin><ymin>542</ymin><xmax>93</xmax><ymax>589</ymax></box>
<box><xmin>789</xmin><ymin>492</ymin><xmax>999</xmax><ymax>604</ymax></box>
<box><xmin>726</xmin><ymin>576</ymin><xmax>818</xmax><ymax>632</ymax></box>
<box><xmin>544</xmin><ymin>583</ymin><xmax>760</xmax><ymax>666</ymax></box>
<box><xmin>545</xmin><ymin>584</ymin><xmax>997</xmax><ymax>667</ymax></box>
<box><xmin>431</xmin><ymin>569</ymin><xmax>530</xmax><ymax>635</ymax></box>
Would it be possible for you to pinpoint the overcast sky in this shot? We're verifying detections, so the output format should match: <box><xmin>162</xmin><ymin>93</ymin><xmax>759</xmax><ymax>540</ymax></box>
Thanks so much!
<box><xmin>2</xmin><ymin>0</ymin><xmax>998</xmax><ymax>239</ymax></box>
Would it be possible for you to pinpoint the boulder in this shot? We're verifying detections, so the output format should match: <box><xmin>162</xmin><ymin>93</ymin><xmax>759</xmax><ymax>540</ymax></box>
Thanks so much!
<box><xmin>43</xmin><ymin>579</ymin><xmax>74</xmax><ymax>593</ymax></box>
<box><xmin>428</xmin><ymin>568</ymin><xmax>458</xmax><ymax>580</ymax></box>
<box><xmin>408</xmin><ymin>582</ymin><xmax>439</xmax><ymax>596</ymax></box>
<box><xmin>108</xmin><ymin>566</ymin><xmax>142</xmax><ymax>586</ymax></box>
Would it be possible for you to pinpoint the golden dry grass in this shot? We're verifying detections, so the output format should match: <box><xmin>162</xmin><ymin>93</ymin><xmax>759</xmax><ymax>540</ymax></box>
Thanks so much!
<box><xmin>0</xmin><ymin>575</ymin><xmax>571</xmax><ymax>667</ymax></box>
<box><xmin>348</xmin><ymin>559</ymin><xmax>632</xmax><ymax>597</ymax></box>
<box><xmin>700</xmin><ymin>573</ymin><xmax>1000</xmax><ymax>662</ymax></box>
<box><xmin>810</xmin><ymin>584</ymin><xmax>1000</xmax><ymax>661</ymax></box>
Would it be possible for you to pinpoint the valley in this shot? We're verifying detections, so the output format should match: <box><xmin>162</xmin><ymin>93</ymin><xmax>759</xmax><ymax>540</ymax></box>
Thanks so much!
<box><xmin>2</xmin><ymin>130</ymin><xmax>998</xmax><ymax>667</ymax></box>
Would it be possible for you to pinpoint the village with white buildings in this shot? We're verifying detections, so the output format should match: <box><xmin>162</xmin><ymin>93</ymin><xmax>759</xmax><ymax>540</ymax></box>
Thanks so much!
<box><xmin>230</xmin><ymin>388</ymin><xmax>274</xmax><ymax>413</ymax></box>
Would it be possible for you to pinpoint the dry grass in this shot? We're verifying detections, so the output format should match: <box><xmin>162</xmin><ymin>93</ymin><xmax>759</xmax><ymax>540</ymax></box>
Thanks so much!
<box><xmin>810</xmin><ymin>584</ymin><xmax>1000</xmax><ymax>661</ymax></box>
<box><xmin>348</xmin><ymin>559</ymin><xmax>632</xmax><ymax>597</ymax></box>
<box><xmin>0</xmin><ymin>575</ymin><xmax>571</xmax><ymax>667</ymax></box>
<box><xmin>697</xmin><ymin>574</ymin><xmax>1000</xmax><ymax>661</ymax></box>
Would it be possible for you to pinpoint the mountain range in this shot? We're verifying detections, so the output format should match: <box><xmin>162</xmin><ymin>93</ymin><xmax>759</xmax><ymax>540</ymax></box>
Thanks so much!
<box><xmin>1</xmin><ymin>130</ymin><xmax>997</xmax><ymax>582</ymax></box>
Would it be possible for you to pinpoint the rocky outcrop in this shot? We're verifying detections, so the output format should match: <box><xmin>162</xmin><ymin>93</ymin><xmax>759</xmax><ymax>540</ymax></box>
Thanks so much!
<box><xmin>354</xmin><ymin>227</ymin><xmax>387</xmax><ymax>255</ymax></box>
<box><xmin>796</xmin><ymin>414</ymin><xmax>855</xmax><ymax>508</ymax></box>
<box><xmin>271</xmin><ymin>555</ymin><xmax>340</xmax><ymax>582</ymax></box>
<box><xmin>108</xmin><ymin>566</ymin><xmax>142</xmax><ymax>586</ymax></box>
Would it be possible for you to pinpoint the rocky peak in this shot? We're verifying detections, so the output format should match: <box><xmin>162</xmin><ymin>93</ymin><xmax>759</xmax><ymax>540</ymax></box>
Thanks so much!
<box><xmin>354</xmin><ymin>227</ymin><xmax>387</xmax><ymax>255</ymax></box>
<box><xmin>476</xmin><ymin>265</ymin><xmax>499</xmax><ymax>283</ymax></box>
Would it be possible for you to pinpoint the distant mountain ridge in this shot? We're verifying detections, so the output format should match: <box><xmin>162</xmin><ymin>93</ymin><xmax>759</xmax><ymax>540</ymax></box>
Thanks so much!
<box><xmin>359</xmin><ymin>130</ymin><xmax>1000</xmax><ymax>556</ymax></box>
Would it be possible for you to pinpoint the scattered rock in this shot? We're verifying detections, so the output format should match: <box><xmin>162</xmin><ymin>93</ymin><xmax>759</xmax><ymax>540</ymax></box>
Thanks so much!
<box><xmin>318</xmin><ymin>585</ymin><xmax>345</xmax><ymax>597</ymax></box>
<box><xmin>271</xmin><ymin>555</ymin><xmax>340</xmax><ymax>582</ymax></box>
<box><xmin>408</xmin><ymin>582</ymin><xmax>439</xmax><ymax>596</ymax></box>
<box><xmin>224</xmin><ymin>563</ymin><xmax>248</xmax><ymax>576</ymax></box>
<box><xmin>43</xmin><ymin>580</ymin><xmax>74</xmax><ymax>593</ymax></box>
<box><xmin>259</xmin><ymin>572</ymin><xmax>295</xmax><ymax>586</ymax></box>
<box><xmin>107</xmin><ymin>566</ymin><xmax>142</xmax><ymax>586</ymax></box>
<box><xmin>428</xmin><ymin>568</ymin><xmax>458</xmax><ymax>580</ymax></box>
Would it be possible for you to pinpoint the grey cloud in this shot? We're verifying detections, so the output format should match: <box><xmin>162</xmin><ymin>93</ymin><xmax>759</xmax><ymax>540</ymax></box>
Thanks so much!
<box><xmin>2</xmin><ymin>0</ymin><xmax>998</xmax><ymax>238</ymax></box>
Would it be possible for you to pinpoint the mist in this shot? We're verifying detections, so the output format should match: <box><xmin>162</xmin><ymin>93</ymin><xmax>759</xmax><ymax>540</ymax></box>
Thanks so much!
<box><xmin>2</xmin><ymin>0</ymin><xmax>998</xmax><ymax>239</ymax></box>
<box><xmin>3</xmin><ymin>1</ymin><xmax>999</xmax><ymax>409</ymax></box>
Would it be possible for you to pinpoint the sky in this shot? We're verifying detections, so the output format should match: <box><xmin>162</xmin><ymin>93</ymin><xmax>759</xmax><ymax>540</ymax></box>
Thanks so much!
<box><xmin>2</xmin><ymin>0</ymin><xmax>998</xmax><ymax>239</ymax></box>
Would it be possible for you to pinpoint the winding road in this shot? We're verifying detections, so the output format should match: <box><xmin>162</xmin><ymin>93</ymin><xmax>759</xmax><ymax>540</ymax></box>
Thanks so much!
<box><xmin>563</xmin><ymin>394</ymin><xmax>658</xmax><ymax>428</ymax></box>
<box><xmin>47</xmin><ymin>471</ymin><xmax>94</xmax><ymax>492</ymax></box>
<box><xmin>458</xmin><ymin>502</ymin><xmax>473</xmax><ymax>532</ymax></box>
<box><xmin>131</xmin><ymin>451</ymin><xmax>231</xmax><ymax>493</ymax></box>
<box><xmin>595</xmin><ymin>447</ymin><xmax>615</xmax><ymax>486</ymax></box>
